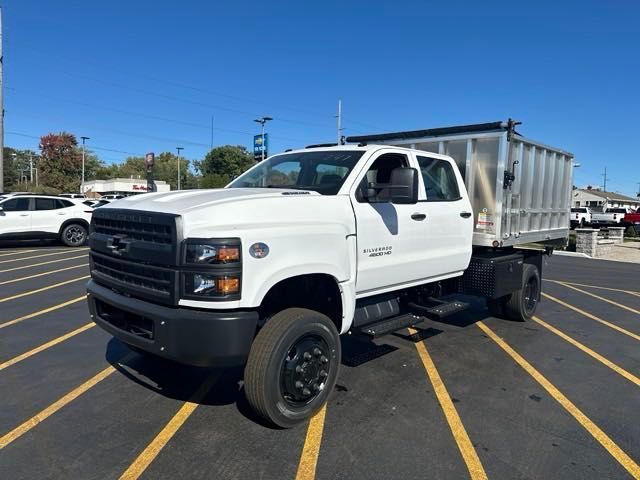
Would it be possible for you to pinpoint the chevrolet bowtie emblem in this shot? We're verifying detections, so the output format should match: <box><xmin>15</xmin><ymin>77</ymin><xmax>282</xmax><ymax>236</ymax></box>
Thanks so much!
<box><xmin>106</xmin><ymin>235</ymin><xmax>131</xmax><ymax>255</ymax></box>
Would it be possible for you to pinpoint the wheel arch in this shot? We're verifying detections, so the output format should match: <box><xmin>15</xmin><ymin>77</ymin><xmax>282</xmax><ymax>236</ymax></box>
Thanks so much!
<box><xmin>58</xmin><ymin>218</ymin><xmax>90</xmax><ymax>235</ymax></box>
<box><xmin>258</xmin><ymin>273</ymin><xmax>345</xmax><ymax>334</ymax></box>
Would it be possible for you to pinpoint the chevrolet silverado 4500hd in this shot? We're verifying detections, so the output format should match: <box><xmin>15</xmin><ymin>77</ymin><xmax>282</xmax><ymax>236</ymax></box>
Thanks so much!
<box><xmin>87</xmin><ymin>121</ymin><xmax>574</xmax><ymax>427</ymax></box>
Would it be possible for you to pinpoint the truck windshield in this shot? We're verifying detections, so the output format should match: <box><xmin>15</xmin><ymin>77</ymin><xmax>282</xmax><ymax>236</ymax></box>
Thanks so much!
<box><xmin>227</xmin><ymin>150</ymin><xmax>365</xmax><ymax>195</ymax></box>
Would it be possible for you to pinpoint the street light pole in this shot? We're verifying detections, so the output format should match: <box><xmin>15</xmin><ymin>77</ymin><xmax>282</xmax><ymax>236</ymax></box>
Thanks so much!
<box><xmin>253</xmin><ymin>116</ymin><xmax>273</xmax><ymax>161</ymax></box>
<box><xmin>80</xmin><ymin>136</ymin><xmax>90</xmax><ymax>194</ymax></box>
<box><xmin>176</xmin><ymin>147</ymin><xmax>184</xmax><ymax>190</ymax></box>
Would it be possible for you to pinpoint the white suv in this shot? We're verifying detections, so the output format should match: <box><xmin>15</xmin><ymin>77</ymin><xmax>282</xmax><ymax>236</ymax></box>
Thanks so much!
<box><xmin>0</xmin><ymin>195</ymin><xmax>93</xmax><ymax>247</ymax></box>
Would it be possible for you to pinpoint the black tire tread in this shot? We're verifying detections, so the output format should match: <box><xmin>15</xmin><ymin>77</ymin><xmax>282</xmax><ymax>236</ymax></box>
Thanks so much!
<box><xmin>503</xmin><ymin>264</ymin><xmax>539</xmax><ymax>321</ymax></box>
<box><xmin>244</xmin><ymin>307</ymin><xmax>338</xmax><ymax>427</ymax></box>
<box><xmin>60</xmin><ymin>222</ymin><xmax>88</xmax><ymax>247</ymax></box>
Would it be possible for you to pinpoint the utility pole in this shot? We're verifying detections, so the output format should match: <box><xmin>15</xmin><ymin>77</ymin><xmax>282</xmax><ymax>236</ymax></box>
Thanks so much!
<box><xmin>336</xmin><ymin>99</ymin><xmax>343</xmax><ymax>144</ymax></box>
<box><xmin>176</xmin><ymin>147</ymin><xmax>184</xmax><ymax>190</ymax></box>
<box><xmin>253</xmin><ymin>116</ymin><xmax>273</xmax><ymax>161</ymax></box>
<box><xmin>210</xmin><ymin>116</ymin><xmax>214</xmax><ymax>150</ymax></box>
<box><xmin>29</xmin><ymin>152</ymin><xmax>33</xmax><ymax>183</ymax></box>
<box><xmin>80</xmin><ymin>136</ymin><xmax>90</xmax><ymax>194</ymax></box>
<box><xmin>601</xmin><ymin>167</ymin><xmax>608</xmax><ymax>192</ymax></box>
<box><xmin>0</xmin><ymin>7</ymin><xmax>4</xmax><ymax>192</ymax></box>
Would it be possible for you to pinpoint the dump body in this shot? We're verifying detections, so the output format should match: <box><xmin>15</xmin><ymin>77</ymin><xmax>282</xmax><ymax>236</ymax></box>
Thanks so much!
<box><xmin>347</xmin><ymin>122</ymin><xmax>574</xmax><ymax>247</ymax></box>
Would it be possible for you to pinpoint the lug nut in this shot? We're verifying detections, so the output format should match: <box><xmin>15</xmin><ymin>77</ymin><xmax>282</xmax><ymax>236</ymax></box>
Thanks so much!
<box><xmin>321</xmin><ymin>355</ymin><xmax>328</xmax><ymax>364</ymax></box>
<box><xmin>295</xmin><ymin>365</ymin><xmax>304</xmax><ymax>373</ymax></box>
<box><xmin>313</xmin><ymin>348</ymin><xmax>322</xmax><ymax>356</ymax></box>
<box><xmin>319</xmin><ymin>370</ymin><xmax>328</xmax><ymax>378</ymax></box>
<box><xmin>295</xmin><ymin>381</ymin><xmax>304</xmax><ymax>390</ymax></box>
<box><xmin>302</xmin><ymin>388</ymin><xmax>311</xmax><ymax>396</ymax></box>
<box><xmin>303</xmin><ymin>352</ymin><xmax>312</xmax><ymax>360</ymax></box>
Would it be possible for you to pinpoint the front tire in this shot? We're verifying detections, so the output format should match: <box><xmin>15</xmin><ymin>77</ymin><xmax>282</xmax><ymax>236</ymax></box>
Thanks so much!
<box><xmin>60</xmin><ymin>223</ymin><xmax>88</xmax><ymax>247</ymax></box>
<box><xmin>244</xmin><ymin>308</ymin><xmax>341</xmax><ymax>428</ymax></box>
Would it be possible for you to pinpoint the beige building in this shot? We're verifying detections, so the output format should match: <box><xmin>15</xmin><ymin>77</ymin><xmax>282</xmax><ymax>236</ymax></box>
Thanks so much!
<box><xmin>572</xmin><ymin>188</ymin><xmax>640</xmax><ymax>210</ymax></box>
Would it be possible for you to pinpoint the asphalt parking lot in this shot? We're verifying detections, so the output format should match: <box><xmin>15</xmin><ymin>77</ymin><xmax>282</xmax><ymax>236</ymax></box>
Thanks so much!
<box><xmin>0</xmin><ymin>245</ymin><xmax>639</xmax><ymax>480</ymax></box>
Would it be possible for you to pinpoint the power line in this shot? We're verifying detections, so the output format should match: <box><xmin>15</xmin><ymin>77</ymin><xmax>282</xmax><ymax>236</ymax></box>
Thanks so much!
<box><xmin>6</xmin><ymin>39</ymin><xmax>388</xmax><ymax>133</ymax></box>
<box><xmin>6</xmin><ymin>86</ymin><xmax>310</xmax><ymax>144</ymax></box>
<box><xmin>6</xmin><ymin>131</ymin><xmax>142</xmax><ymax>156</ymax></box>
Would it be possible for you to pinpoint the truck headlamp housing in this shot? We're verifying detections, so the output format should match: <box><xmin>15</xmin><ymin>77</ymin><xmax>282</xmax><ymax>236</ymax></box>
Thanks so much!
<box><xmin>184</xmin><ymin>240</ymin><xmax>241</xmax><ymax>265</ymax></box>
<box><xmin>181</xmin><ymin>238</ymin><xmax>242</xmax><ymax>301</ymax></box>
<box><xmin>183</xmin><ymin>273</ymin><xmax>241</xmax><ymax>298</ymax></box>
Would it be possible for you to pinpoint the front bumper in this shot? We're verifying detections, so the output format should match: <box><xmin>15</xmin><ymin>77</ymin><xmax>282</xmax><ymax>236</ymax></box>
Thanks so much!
<box><xmin>87</xmin><ymin>280</ymin><xmax>258</xmax><ymax>367</ymax></box>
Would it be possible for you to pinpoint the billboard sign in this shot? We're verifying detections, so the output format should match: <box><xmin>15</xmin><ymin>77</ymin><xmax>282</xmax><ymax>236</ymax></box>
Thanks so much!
<box><xmin>253</xmin><ymin>133</ymin><xmax>269</xmax><ymax>161</ymax></box>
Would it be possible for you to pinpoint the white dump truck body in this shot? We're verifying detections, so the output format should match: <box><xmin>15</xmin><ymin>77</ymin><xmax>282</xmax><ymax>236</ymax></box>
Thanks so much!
<box><xmin>347</xmin><ymin>121</ymin><xmax>575</xmax><ymax>247</ymax></box>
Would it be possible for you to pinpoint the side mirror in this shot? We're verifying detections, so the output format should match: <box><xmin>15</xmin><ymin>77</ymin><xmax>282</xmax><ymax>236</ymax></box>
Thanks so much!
<box><xmin>389</xmin><ymin>167</ymin><xmax>419</xmax><ymax>204</ymax></box>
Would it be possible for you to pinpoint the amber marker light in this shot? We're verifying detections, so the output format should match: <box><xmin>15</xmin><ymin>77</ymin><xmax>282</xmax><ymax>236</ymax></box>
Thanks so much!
<box><xmin>216</xmin><ymin>277</ymin><xmax>240</xmax><ymax>294</ymax></box>
<box><xmin>217</xmin><ymin>246</ymin><xmax>240</xmax><ymax>263</ymax></box>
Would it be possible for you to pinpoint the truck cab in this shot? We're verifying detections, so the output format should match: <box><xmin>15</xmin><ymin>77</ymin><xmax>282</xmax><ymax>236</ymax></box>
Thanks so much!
<box><xmin>87</xmin><ymin>121</ymin><xmax>571</xmax><ymax>428</ymax></box>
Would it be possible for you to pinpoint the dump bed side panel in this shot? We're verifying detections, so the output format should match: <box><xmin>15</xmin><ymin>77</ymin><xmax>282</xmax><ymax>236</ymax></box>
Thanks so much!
<box><xmin>377</xmin><ymin>131</ymin><xmax>573</xmax><ymax>247</ymax></box>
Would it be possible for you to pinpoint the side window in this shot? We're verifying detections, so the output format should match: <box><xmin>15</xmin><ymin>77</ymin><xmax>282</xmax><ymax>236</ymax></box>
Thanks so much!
<box><xmin>1</xmin><ymin>198</ymin><xmax>31</xmax><ymax>211</ymax></box>
<box><xmin>357</xmin><ymin>153</ymin><xmax>409</xmax><ymax>203</ymax></box>
<box><xmin>35</xmin><ymin>198</ymin><xmax>61</xmax><ymax>210</ymax></box>
<box><xmin>58</xmin><ymin>199</ymin><xmax>74</xmax><ymax>208</ymax></box>
<box><xmin>417</xmin><ymin>156</ymin><xmax>461</xmax><ymax>201</ymax></box>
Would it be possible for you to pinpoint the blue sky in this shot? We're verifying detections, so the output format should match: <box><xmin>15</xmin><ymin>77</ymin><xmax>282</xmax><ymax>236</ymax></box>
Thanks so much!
<box><xmin>2</xmin><ymin>0</ymin><xmax>639</xmax><ymax>196</ymax></box>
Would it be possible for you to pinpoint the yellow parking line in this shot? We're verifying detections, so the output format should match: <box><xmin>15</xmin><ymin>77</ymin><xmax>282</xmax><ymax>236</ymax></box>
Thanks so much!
<box><xmin>295</xmin><ymin>405</ymin><xmax>327</xmax><ymax>480</ymax></box>
<box><xmin>0</xmin><ymin>253</ymin><xmax>88</xmax><ymax>273</ymax></box>
<box><xmin>119</xmin><ymin>373</ymin><xmax>219</xmax><ymax>480</ymax></box>
<box><xmin>410</xmin><ymin>328</ymin><xmax>488</xmax><ymax>480</ymax></box>
<box><xmin>0</xmin><ymin>275</ymin><xmax>90</xmax><ymax>303</ymax></box>
<box><xmin>545</xmin><ymin>279</ymin><xmax>640</xmax><ymax>297</ymax></box>
<box><xmin>0</xmin><ymin>263</ymin><xmax>88</xmax><ymax>285</ymax></box>
<box><xmin>557</xmin><ymin>283</ymin><xmax>640</xmax><ymax>315</ymax></box>
<box><xmin>0</xmin><ymin>323</ymin><xmax>94</xmax><ymax>371</ymax></box>
<box><xmin>0</xmin><ymin>354</ymin><xmax>133</xmax><ymax>450</ymax></box>
<box><xmin>0</xmin><ymin>296</ymin><xmax>86</xmax><ymax>330</ymax></box>
<box><xmin>477</xmin><ymin>321</ymin><xmax>640</xmax><ymax>479</ymax></box>
<box><xmin>532</xmin><ymin>316</ymin><xmax>640</xmax><ymax>386</ymax></box>
<box><xmin>0</xmin><ymin>248</ymin><xmax>88</xmax><ymax>265</ymax></box>
<box><xmin>542</xmin><ymin>293</ymin><xmax>640</xmax><ymax>342</ymax></box>
<box><xmin>0</xmin><ymin>249</ymin><xmax>38</xmax><ymax>257</ymax></box>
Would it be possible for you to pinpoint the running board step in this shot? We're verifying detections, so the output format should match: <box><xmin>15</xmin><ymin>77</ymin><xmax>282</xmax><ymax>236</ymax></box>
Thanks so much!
<box><xmin>358</xmin><ymin>313</ymin><xmax>425</xmax><ymax>338</ymax></box>
<box><xmin>409</xmin><ymin>300</ymin><xmax>469</xmax><ymax>319</ymax></box>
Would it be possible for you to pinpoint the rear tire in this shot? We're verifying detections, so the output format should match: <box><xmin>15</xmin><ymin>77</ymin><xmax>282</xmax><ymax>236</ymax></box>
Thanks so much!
<box><xmin>244</xmin><ymin>308</ymin><xmax>341</xmax><ymax>428</ymax></box>
<box><xmin>60</xmin><ymin>223</ymin><xmax>87</xmax><ymax>247</ymax></box>
<box><xmin>503</xmin><ymin>264</ymin><xmax>541</xmax><ymax>321</ymax></box>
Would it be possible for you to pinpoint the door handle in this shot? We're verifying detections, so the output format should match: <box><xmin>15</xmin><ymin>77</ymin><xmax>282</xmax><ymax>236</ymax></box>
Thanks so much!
<box><xmin>19</xmin><ymin>214</ymin><xmax>30</xmax><ymax>217</ymax></box>
<box><xmin>411</xmin><ymin>213</ymin><xmax>426</xmax><ymax>221</ymax></box>
<box><xmin>460</xmin><ymin>212</ymin><xmax>472</xmax><ymax>218</ymax></box>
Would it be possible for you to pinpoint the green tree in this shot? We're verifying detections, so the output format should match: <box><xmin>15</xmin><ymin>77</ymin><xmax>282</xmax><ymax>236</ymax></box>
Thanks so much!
<box><xmin>199</xmin><ymin>145</ymin><xmax>255</xmax><ymax>178</ymax></box>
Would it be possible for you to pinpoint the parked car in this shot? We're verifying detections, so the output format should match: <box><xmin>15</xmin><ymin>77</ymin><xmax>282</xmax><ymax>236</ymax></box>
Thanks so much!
<box><xmin>0</xmin><ymin>195</ymin><xmax>93</xmax><ymax>246</ymax></box>
<box><xmin>570</xmin><ymin>207</ymin><xmax>591</xmax><ymax>228</ymax></box>
<box><xmin>60</xmin><ymin>193</ymin><xmax>87</xmax><ymax>199</ymax></box>
<box><xmin>86</xmin><ymin>120</ymin><xmax>574</xmax><ymax>427</ymax></box>
<box><xmin>590</xmin><ymin>207</ymin><xmax>630</xmax><ymax>225</ymax></box>
<box><xmin>624</xmin><ymin>208</ymin><xmax>640</xmax><ymax>233</ymax></box>
<box><xmin>100</xmin><ymin>194</ymin><xmax>126</xmax><ymax>200</ymax></box>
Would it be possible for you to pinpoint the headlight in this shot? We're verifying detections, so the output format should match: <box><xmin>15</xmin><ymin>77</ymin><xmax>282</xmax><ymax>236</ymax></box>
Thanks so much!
<box><xmin>183</xmin><ymin>273</ymin><xmax>240</xmax><ymax>298</ymax></box>
<box><xmin>184</xmin><ymin>240</ymin><xmax>241</xmax><ymax>265</ymax></box>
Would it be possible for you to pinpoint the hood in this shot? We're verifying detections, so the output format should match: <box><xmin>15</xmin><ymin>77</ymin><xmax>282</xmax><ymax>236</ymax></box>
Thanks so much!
<box><xmin>108</xmin><ymin>188</ymin><xmax>321</xmax><ymax>214</ymax></box>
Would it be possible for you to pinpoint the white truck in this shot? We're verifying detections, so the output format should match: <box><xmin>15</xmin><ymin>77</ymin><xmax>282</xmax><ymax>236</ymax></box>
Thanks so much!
<box><xmin>86</xmin><ymin>120</ymin><xmax>574</xmax><ymax>427</ymax></box>
<box><xmin>590</xmin><ymin>207</ymin><xmax>630</xmax><ymax>226</ymax></box>
<box><xmin>570</xmin><ymin>207</ymin><xmax>591</xmax><ymax>228</ymax></box>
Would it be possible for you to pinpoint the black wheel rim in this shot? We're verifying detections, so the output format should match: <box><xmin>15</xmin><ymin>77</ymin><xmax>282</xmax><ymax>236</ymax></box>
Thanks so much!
<box><xmin>523</xmin><ymin>275</ymin><xmax>539</xmax><ymax>315</ymax></box>
<box><xmin>65</xmin><ymin>226</ymin><xmax>85</xmax><ymax>245</ymax></box>
<box><xmin>280</xmin><ymin>334</ymin><xmax>331</xmax><ymax>407</ymax></box>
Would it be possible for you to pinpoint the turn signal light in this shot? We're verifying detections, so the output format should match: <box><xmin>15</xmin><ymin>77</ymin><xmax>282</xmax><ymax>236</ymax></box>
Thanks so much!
<box><xmin>216</xmin><ymin>277</ymin><xmax>240</xmax><ymax>294</ymax></box>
